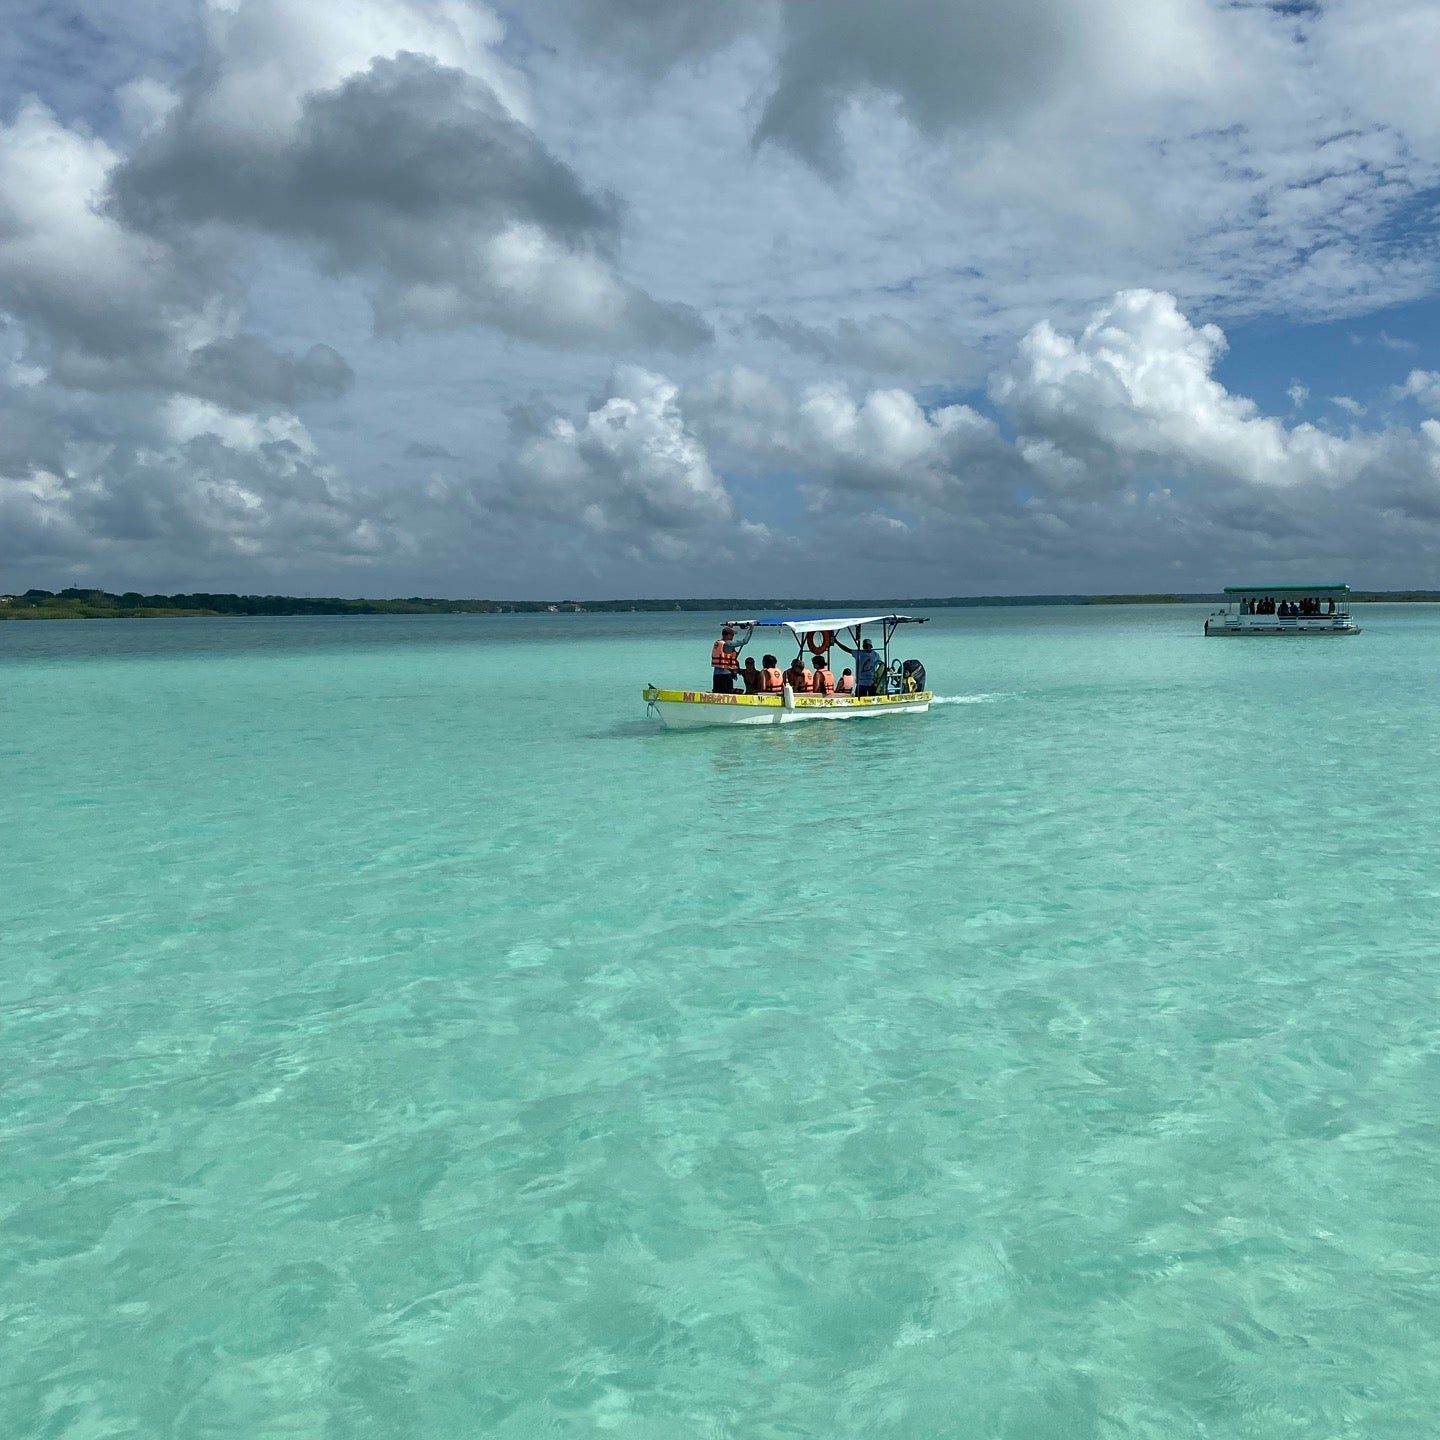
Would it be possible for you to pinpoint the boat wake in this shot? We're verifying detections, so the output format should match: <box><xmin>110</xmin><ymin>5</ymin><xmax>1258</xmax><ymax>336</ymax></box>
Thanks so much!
<box><xmin>930</xmin><ymin>692</ymin><xmax>1011</xmax><ymax>705</ymax></box>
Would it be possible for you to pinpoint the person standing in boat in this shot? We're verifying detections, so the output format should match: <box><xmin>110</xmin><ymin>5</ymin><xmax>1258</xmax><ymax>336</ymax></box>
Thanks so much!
<box><xmin>836</xmin><ymin>636</ymin><xmax>882</xmax><ymax>696</ymax></box>
<box><xmin>711</xmin><ymin>625</ymin><xmax>743</xmax><ymax>693</ymax></box>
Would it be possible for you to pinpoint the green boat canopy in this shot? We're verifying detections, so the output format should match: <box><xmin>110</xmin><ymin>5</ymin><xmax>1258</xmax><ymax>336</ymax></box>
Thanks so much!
<box><xmin>1223</xmin><ymin>584</ymin><xmax>1350</xmax><ymax>594</ymax></box>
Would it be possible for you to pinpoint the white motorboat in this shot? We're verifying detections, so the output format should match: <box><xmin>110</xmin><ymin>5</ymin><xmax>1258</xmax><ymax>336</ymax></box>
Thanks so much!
<box><xmin>1204</xmin><ymin>585</ymin><xmax>1360</xmax><ymax>636</ymax></box>
<box><xmin>644</xmin><ymin>614</ymin><xmax>932</xmax><ymax>729</ymax></box>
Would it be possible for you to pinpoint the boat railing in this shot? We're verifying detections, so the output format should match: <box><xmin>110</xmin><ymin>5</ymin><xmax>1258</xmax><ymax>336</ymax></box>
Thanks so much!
<box><xmin>1223</xmin><ymin>610</ymin><xmax>1352</xmax><ymax>621</ymax></box>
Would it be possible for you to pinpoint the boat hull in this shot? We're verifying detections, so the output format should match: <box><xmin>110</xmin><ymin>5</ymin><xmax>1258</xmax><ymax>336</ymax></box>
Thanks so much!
<box><xmin>643</xmin><ymin>688</ymin><xmax>932</xmax><ymax>729</ymax></box>
<box><xmin>1204</xmin><ymin>620</ymin><xmax>1360</xmax><ymax>637</ymax></box>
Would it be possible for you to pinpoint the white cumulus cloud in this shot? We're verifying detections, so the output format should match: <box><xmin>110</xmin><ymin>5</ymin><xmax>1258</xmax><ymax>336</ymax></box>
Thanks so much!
<box><xmin>503</xmin><ymin>366</ymin><xmax>743</xmax><ymax>558</ymax></box>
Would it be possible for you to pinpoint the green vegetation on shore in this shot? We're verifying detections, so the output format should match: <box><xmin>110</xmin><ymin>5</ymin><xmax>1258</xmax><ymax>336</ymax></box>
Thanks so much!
<box><xmin>4</xmin><ymin>586</ymin><xmax>1439</xmax><ymax>620</ymax></box>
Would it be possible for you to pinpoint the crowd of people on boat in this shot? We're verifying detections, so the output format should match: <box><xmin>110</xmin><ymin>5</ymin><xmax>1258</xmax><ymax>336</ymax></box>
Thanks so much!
<box><xmin>1240</xmin><ymin>596</ymin><xmax>1337</xmax><ymax>616</ymax></box>
<box><xmin>710</xmin><ymin>625</ymin><xmax>885</xmax><ymax>696</ymax></box>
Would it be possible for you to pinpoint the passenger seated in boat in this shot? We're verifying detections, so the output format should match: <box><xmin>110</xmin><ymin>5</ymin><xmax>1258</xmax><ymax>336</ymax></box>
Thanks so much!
<box><xmin>836</xmin><ymin>668</ymin><xmax>854</xmax><ymax>692</ymax></box>
<box><xmin>741</xmin><ymin>657</ymin><xmax>763</xmax><ymax>693</ymax></box>
<box><xmin>811</xmin><ymin>654</ymin><xmax>835</xmax><ymax>694</ymax></box>
<box><xmin>786</xmin><ymin>657</ymin><xmax>811</xmax><ymax>692</ymax></box>
<box><xmin>761</xmin><ymin>655</ymin><xmax>783</xmax><ymax>692</ymax></box>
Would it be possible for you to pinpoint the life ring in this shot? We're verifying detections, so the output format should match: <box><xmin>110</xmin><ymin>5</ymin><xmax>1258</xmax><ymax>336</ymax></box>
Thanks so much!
<box><xmin>806</xmin><ymin>629</ymin><xmax>835</xmax><ymax>654</ymax></box>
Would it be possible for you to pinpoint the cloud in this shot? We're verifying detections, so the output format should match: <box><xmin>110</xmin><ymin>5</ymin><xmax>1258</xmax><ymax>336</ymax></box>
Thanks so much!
<box><xmin>4</xmin><ymin>0</ymin><xmax>1440</xmax><ymax>595</ymax></box>
<box><xmin>1350</xmin><ymin>329</ymin><xmax>1417</xmax><ymax>353</ymax></box>
<box><xmin>751</xmin><ymin>313</ymin><xmax>954</xmax><ymax>377</ymax></box>
<box><xmin>989</xmin><ymin>290</ymin><xmax>1363</xmax><ymax>492</ymax></box>
<box><xmin>113</xmin><ymin>4</ymin><xmax>709</xmax><ymax>349</ymax></box>
<box><xmin>186</xmin><ymin>336</ymin><xmax>354</xmax><ymax>409</ymax></box>
<box><xmin>501</xmin><ymin>366</ymin><xmax>744</xmax><ymax>558</ymax></box>
<box><xmin>0</xmin><ymin>396</ymin><xmax>390</xmax><ymax>575</ymax></box>
<box><xmin>0</xmin><ymin>99</ymin><xmax>354</xmax><ymax>410</ymax></box>
<box><xmin>643</xmin><ymin>290</ymin><xmax>1440</xmax><ymax>583</ymax></box>
<box><xmin>686</xmin><ymin>364</ymin><xmax>1020</xmax><ymax>509</ymax></box>
<box><xmin>541</xmin><ymin>0</ymin><xmax>1440</xmax><ymax>330</ymax></box>
<box><xmin>544</xmin><ymin>0</ymin><xmax>763</xmax><ymax>79</ymax></box>
<box><xmin>551</xmin><ymin>0</ymin><xmax>1218</xmax><ymax>175</ymax></box>
<box><xmin>752</xmin><ymin>0</ymin><xmax>1218</xmax><ymax>174</ymax></box>
<box><xmin>404</xmin><ymin>439</ymin><xmax>457</xmax><ymax>460</ymax></box>
<box><xmin>777</xmin><ymin>383</ymin><xmax>1016</xmax><ymax>505</ymax></box>
<box><xmin>0</xmin><ymin>100</ymin><xmax>207</xmax><ymax>379</ymax></box>
<box><xmin>1395</xmin><ymin>370</ymin><xmax>1440</xmax><ymax>411</ymax></box>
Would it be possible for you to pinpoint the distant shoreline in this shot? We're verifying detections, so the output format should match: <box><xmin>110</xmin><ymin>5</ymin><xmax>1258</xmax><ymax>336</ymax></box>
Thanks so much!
<box><xmin>4</xmin><ymin>587</ymin><xmax>1439</xmax><ymax>621</ymax></box>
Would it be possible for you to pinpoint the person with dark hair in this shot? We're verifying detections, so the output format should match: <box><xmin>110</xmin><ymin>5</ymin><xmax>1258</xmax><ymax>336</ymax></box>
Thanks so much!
<box><xmin>836</xmin><ymin>668</ymin><xmax>854</xmax><ymax>693</ymax></box>
<box><xmin>711</xmin><ymin>625</ymin><xmax>742</xmax><ymax>693</ymax></box>
<box><xmin>811</xmin><ymin>653</ymin><xmax>835</xmax><ymax>695</ymax></box>
<box><xmin>837</xmin><ymin>635</ymin><xmax>882</xmax><ymax>696</ymax></box>
<box><xmin>785</xmin><ymin>655</ymin><xmax>811</xmax><ymax>693</ymax></box>
<box><xmin>760</xmin><ymin>654</ymin><xmax>783</xmax><ymax>692</ymax></box>
<box><xmin>741</xmin><ymin>656</ymin><xmax>763</xmax><ymax>693</ymax></box>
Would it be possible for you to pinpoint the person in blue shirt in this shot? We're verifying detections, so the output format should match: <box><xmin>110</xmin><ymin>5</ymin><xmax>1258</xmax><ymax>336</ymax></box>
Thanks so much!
<box><xmin>836</xmin><ymin>636</ymin><xmax>882</xmax><ymax>696</ymax></box>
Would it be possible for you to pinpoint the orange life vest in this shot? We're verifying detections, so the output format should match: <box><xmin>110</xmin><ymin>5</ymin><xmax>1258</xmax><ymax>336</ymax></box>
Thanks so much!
<box><xmin>812</xmin><ymin>667</ymin><xmax>835</xmax><ymax>694</ymax></box>
<box><xmin>788</xmin><ymin>668</ymin><xmax>811</xmax><ymax>692</ymax></box>
<box><xmin>711</xmin><ymin>640</ymin><xmax>739</xmax><ymax>673</ymax></box>
<box><xmin>835</xmin><ymin>673</ymin><xmax>853</xmax><ymax>693</ymax></box>
<box><xmin>762</xmin><ymin>667</ymin><xmax>784</xmax><ymax>692</ymax></box>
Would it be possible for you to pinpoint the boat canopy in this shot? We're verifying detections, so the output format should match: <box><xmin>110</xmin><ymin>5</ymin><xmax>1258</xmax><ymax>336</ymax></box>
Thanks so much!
<box><xmin>1223</xmin><ymin>584</ymin><xmax>1349</xmax><ymax>595</ymax></box>
<box><xmin>729</xmin><ymin>614</ymin><xmax>928</xmax><ymax>635</ymax></box>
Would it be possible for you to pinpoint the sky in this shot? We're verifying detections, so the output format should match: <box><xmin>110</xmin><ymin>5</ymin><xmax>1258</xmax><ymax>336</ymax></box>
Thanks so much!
<box><xmin>2</xmin><ymin>0</ymin><xmax>1440</xmax><ymax>599</ymax></box>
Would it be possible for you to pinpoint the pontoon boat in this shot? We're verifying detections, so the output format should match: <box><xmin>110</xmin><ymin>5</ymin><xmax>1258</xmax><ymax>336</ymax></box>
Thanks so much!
<box><xmin>1204</xmin><ymin>585</ymin><xmax>1359</xmax><ymax>636</ymax></box>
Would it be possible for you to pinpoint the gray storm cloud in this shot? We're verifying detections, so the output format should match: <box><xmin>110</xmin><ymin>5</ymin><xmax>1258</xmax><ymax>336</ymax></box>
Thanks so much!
<box><xmin>114</xmin><ymin>51</ymin><xmax>710</xmax><ymax>349</ymax></box>
<box><xmin>550</xmin><ymin>0</ymin><xmax>1218</xmax><ymax>174</ymax></box>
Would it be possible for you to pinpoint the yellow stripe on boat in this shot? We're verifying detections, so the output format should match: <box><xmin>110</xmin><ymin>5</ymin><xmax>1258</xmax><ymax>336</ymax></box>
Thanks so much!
<box><xmin>641</xmin><ymin>686</ymin><xmax>933</xmax><ymax>728</ymax></box>
<box><xmin>643</xmin><ymin>688</ymin><xmax>932</xmax><ymax>707</ymax></box>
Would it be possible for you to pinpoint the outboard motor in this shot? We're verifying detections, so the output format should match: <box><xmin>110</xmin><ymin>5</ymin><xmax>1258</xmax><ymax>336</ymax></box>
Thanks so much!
<box><xmin>900</xmin><ymin>658</ymin><xmax>926</xmax><ymax>693</ymax></box>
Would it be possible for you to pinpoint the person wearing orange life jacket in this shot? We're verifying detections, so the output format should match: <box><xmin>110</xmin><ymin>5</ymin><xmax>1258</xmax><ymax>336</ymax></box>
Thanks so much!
<box><xmin>711</xmin><ymin>624</ymin><xmax>744</xmax><ymax>694</ymax></box>
<box><xmin>760</xmin><ymin>654</ymin><xmax>784</xmax><ymax>692</ymax></box>
<box><xmin>785</xmin><ymin>655</ymin><xmax>811</xmax><ymax>693</ymax></box>
<box><xmin>811</xmin><ymin>653</ymin><xmax>835</xmax><ymax>695</ymax></box>
<box><xmin>835</xmin><ymin>667</ymin><xmax>854</xmax><ymax>693</ymax></box>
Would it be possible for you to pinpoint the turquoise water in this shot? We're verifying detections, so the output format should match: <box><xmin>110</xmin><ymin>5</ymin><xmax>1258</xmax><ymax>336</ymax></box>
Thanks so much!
<box><xmin>5</xmin><ymin>605</ymin><xmax>1440</xmax><ymax>1438</ymax></box>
